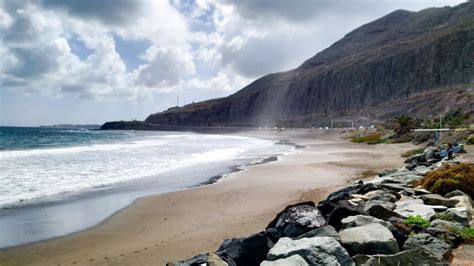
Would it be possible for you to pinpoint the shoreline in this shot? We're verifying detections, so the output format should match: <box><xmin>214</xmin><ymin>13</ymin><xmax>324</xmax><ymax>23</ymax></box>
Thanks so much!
<box><xmin>0</xmin><ymin>132</ymin><xmax>295</xmax><ymax>250</ymax></box>
<box><xmin>0</xmin><ymin>129</ymin><xmax>417</xmax><ymax>265</ymax></box>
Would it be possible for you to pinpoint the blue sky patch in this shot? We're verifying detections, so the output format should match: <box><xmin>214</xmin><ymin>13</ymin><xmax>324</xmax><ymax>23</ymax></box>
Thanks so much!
<box><xmin>113</xmin><ymin>34</ymin><xmax>151</xmax><ymax>71</ymax></box>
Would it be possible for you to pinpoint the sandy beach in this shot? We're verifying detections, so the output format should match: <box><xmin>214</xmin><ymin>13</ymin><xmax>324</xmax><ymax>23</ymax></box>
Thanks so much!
<box><xmin>0</xmin><ymin>130</ymin><xmax>418</xmax><ymax>265</ymax></box>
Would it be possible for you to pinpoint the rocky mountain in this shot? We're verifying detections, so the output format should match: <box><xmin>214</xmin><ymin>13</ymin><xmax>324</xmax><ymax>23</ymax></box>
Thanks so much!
<box><xmin>103</xmin><ymin>2</ymin><xmax>473</xmax><ymax>130</ymax></box>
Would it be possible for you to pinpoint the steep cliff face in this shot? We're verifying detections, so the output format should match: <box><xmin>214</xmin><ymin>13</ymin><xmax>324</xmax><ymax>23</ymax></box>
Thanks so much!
<box><xmin>143</xmin><ymin>3</ymin><xmax>473</xmax><ymax>128</ymax></box>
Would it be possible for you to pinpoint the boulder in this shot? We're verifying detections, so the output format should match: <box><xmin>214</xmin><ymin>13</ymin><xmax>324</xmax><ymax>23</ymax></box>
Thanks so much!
<box><xmin>327</xmin><ymin>200</ymin><xmax>367</xmax><ymax>231</ymax></box>
<box><xmin>294</xmin><ymin>225</ymin><xmax>340</xmax><ymax>242</ymax></box>
<box><xmin>380</xmin><ymin>184</ymin><xmax>415</xmax><ymax>195</ymax></box>
<box><xmin>364</xmin><ymin>190</ymin><xmax>399</xmax><ymax>203</ymax></box>
<box><xmin>168</xmin><ymin>253</ymin><xmax>228</xmax><ymax>266</ymax></box>
<box><xmin>317</xmin><ymin>183</ymin><xmax>377</xmax><ymax>217</ymax></box>
<box><xmin>412</xmin><ymin>165</ymin><xmax>430</xmax><ymax>176</ymax></box>
<box><xmin>431</xmin><ymin>219</ymin><xmax>458</xmax><ymax>230</ymax></box>
<box><xmin>450</xmin><ymin>195</ymin><xmax>473</xmax><ymax>217</ymax></box>
<box><xmin>340</xmin><ymin>215</ymin><xmax>410</xmax><ymax>249</ymax></box>
<box><xmin>352</xmin><ymin>249</ymin><xmax>442</xmax><ymax>265</ymax></box>
<box><xmin>420</xmin><ymin>194</ymin><xmax>460</xmax><ymax>208</ymax></box>
<box><xmin>339</xmin><ymin>223</ymin><xmax>399</xmax><ymax>255</ymax></box>
<box><xmin>396</xmin><ymin>174</ymin><xmax>424</xmax><ymax>186</ymax></box>
<box><xmin>267</xmin><ymin>237</ymin><xmax>353</xmax><ymax>265</ymax></box>
<box><xmin>364</xmin><ymin>200</ymin><xmax>395</xmax><ymax>212</ymax></box>
<box><xmin>366</xmin><ymin>205</ymin><xmax>403</xmax><ymax>220</ymax></box>
<box><xmin>341</xmin><ymin>215</ymin><xmax>395</xmax><ymax>232</ymax></box>
<box><xmin>445</xmin><ymin>190</ymin><xmax>474</xmax><ymax>206</ymax></box>
<box><xmin>402</xmin><ymin>233</ymin><xmax>452</xmax><ymax>261</ymax></box>
<box><xmin>267</xmin><ymin>202</ymin><xmax>326</xmax><ymax>238</ymax></box>
<box><xmin>394</xmin><ymin>197</ymin><xmax>436</xmax><ymax>220</ymax></box>
<box><xmin>425</xmin><ymin>227</ymin><xmax>463</xmax><ymax>249</ymax></box>
<box><xmin>216</xmin><ymin>231</ymin><xmax>272</xmax><ymax>265</ymax></box>
<box><xmin>446</xmin><ymin>207</ymin><xmax>471</xmax><ymax>226</ymax></box>
<box><xmin>260</xmin><ymin>255</ymin><xmax>308</xmax><ymax>266</ymax></box>
<box><xmin>386</xmin><ymin>217</ymin><xmax>411</xmax><ymax>249</ymax></box>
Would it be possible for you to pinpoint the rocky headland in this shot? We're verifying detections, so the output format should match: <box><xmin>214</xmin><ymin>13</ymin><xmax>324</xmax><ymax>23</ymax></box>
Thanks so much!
<box><xmin>169</xmin><ymin>150</ymin><xmax>474</xmax><ymax>265</ymax></box>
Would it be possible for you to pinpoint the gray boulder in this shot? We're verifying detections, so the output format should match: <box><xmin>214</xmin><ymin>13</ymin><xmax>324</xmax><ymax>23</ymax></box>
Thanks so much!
<box><xmin>394</xmin><ymin>197</ymin><xmax>436</xmax><ymax>220</ymax></box>
<box><xmin>260</xmin><ymin>255</ymin><xmax>308</xmax><ymax>266</ymax></box>
<box><xmin>412</xmin><ymin>166</ymin><xmax>430</xmax><ymax>176</ymax></box>
<box><xmin>445</xmin><ymin>190</ymin><xmax>473</xmax><ymax>205</ymax></box>
<box><xmin>366</xmin><ymin>205</ymin><xmax>403</xmax><ymax>220</ymax></box>
<box><xmin>446</xmin><ymin>207</ymin><xmax>471</xmax><ymax>226</ymax></box>
<box><xmin>450</xmin><ymin>195</ymin><xmax>473</xmax><ymax>217</ymax></box>
<box><xmin>267</xmin><ymin>236</ymin><xmax>353</xmax><ymax>265</ymax></box>
<box><xmin>339</xmin><ymin>223</ymin><xmax>399</xmax><ymax>255</ymax></box>
<box><xmin>294</xmin><ymin>225</ymin><xmax>340</xmax><ymax>242</ymax></box>
<box><xmin>381</xmin><ymin>184</ymin><xmax>415</xmax><ymax>195</ymax></box>
<box><xmin>364</xmin><ymin>200</ymin><xmax>395</xmax><ymax>211</ymax></box>
<box><xmin>431</xmin><ymin>219</ymin><xmax>458</xmax><ymax>230</ymax></box>
<box><xmin>420</xmin><ymin>194</ymin><xmax>460</xmax><ymax>208</ymax></box>
<box><xmin>352</xmin><ymin>249</ymin><xmax>442</xmax><ymax>265</ymax></box>
<box><xmin>341</xmin><ymin>215</ymin><xmax>395</xmax><ymax>231</ymax></box>
<box><xmin>364</xmin><ymin>190</ymin><xmax>398</xmax><ymax>203</ymax></box>
<box><xmin>402</xmin><ymin>233</ymin><xmax>452</xmax><ymax>261</ymax></box>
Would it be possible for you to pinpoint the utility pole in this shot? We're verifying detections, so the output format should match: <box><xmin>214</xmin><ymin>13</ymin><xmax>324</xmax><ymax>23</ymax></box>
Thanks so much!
<box><xmin>439</xmin><ymin>114</ymin><xmax>442</xmax><ymax>145</ymax></box>
<box><xmin>177</xmin><ymin>96</ymin><xmax>179</xmax><ymax>107</ymax></box>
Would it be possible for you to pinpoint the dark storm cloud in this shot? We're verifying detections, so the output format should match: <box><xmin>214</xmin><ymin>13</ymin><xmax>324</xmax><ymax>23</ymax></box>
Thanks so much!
<box><xmin>223</xmin><ymin>0</ymin><xmax>345</xmax><ymax>22</ymax></box>
<box><xmin>41</xmin><ymin>0</ymin><xmax>144</xmax><ymax>25</ymax></box>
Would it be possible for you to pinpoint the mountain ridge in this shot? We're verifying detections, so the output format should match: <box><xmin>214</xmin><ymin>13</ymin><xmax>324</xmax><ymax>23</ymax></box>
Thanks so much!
<box><xmin>102</xmin><ymin>2</ymin><xmax>473</xmax><ymax>130</ymax></box>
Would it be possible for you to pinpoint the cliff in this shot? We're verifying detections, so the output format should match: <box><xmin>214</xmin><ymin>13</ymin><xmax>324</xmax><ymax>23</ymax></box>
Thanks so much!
<box><xmin>104</xmin><ymin>2</ymin><xmax>474</xmax><ymax>130</ymax></box>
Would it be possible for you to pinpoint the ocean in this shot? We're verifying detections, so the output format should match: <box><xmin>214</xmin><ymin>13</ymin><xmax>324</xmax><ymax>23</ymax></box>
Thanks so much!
<box><xmin>0</xmin><ymin>127</ymin><xmax>294</xmax><ymax>248</ymax></box>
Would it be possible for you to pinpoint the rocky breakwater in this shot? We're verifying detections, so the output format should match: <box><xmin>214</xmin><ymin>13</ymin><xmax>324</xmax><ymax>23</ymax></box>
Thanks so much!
<box><xmin>168</xmin><ymin>159</ymin><xmax>473</xmax><ymax>265</ymax></box>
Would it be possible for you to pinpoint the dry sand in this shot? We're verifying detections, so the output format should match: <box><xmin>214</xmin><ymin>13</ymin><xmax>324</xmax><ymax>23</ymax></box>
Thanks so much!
<box><xmin>0</xmin><ymin>130</ymin><xmax>418</xmax><ymax>265</ymax></box>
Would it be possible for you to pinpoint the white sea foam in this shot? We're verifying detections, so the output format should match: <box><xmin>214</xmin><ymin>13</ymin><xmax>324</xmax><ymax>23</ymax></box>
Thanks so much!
<box><xmin>0</xmin><ymin>132</ymin><xmax>293</xmax><ymax>207</ymax></box>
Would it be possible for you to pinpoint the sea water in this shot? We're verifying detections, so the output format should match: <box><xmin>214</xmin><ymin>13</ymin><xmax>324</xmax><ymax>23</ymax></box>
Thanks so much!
<box><xmin>0</xmin><ymin>127</ymin><xmax>294</xmax><ymax>248</ymax></box>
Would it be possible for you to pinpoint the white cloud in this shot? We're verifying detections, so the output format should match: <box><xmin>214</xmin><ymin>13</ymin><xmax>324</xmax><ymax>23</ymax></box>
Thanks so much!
<box><xmin>0</xmin><ymin>0</ymin><xmax>467</xmax><ymax>109</ymax></box>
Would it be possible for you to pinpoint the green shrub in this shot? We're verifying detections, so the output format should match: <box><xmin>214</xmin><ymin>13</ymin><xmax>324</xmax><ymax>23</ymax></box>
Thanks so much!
<box><xmin>417</xmin><ymin>163</ymin><xmax>474</xmax><ymax>198</ymax></box>
<box><xmin>401</xmin><ymin>148</ymin><xmax>425</xmax><ymax>158</ymax></box>
<box><xmin>404</xmin><ymin>215</ymin><xmax>431</xmax><ymax>228</ymax></box>
<box><xmin>449</xmin><ymin>226</ymin><xmax>474</xmax><ymax>243</ymax></box>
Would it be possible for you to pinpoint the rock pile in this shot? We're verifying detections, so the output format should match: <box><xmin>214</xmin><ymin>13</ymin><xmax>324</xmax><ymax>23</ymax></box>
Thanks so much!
<box><xmin>168</xmin><ymin>161</ymin><xmax>473</xmax><ymax>266</ymax></box>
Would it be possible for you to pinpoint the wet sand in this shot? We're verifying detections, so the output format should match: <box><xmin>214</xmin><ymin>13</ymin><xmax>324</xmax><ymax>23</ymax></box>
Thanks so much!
<box><xmin>0</xmin><ymin>129</ymin><xmax>417</xmax><ymax>265</ymax></box>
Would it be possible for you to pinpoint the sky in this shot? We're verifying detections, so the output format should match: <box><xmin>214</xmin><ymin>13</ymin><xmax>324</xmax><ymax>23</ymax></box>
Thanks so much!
<box><xmin>0</xmin><ymin>0</ymin><xmax>467</xmax><ymax>126</ymax></box>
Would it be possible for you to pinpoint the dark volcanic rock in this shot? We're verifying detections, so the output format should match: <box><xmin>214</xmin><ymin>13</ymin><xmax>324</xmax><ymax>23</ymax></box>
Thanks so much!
<box><xmin>318</xmin><ymin>183</ymin><xmax>377</xmax><ymax>218</ymax></box>
<box><xmin>266</xmin><ymin>202</ymin><xmax>327</xmax><ymax>238</ymax></box>
<box><xmin>294</xmin><ymin>225</ymin><xmax>340</xmax><ymax>241</ymax></box>
<box><xmin>420</xmin><ymin>194</ymin><xmax>460</xmax><ymax>207</ymax></box>
<box><xmin>402</xmin><ymin>233</ymin><xmax>452</xmax><ymax>261</ymax></box>
<box><xmin>216</xmin><ymin>231</ymin><xmax>272</xmax><ymax>266</ymax></box>
<box><xmin>352</xmin><ymin>249</ymin><xmax>442</xmax><ymax>265</ymax></box>
<box><xmin>327</xmin><ymin>200</ymin><xmax>367</xmax><ymax>231</ymax></box>
<box><xmin>366</xmin><ymin>205</ymin><xmax>404</xmax><ymax>220</ymax></box>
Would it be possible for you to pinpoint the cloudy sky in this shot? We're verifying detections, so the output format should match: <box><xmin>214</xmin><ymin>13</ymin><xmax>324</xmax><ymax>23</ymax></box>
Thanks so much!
<box><xmin>0</xmin><ymin>0</ymin><xmax>466</xmax><ymax>126</ymax></box>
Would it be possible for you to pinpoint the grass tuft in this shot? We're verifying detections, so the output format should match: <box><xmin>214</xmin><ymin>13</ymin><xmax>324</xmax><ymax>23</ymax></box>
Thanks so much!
<box><xmin>404</xmin><ymin>215</ymin><xmax>431</xmax><ymax>228</ymax></box>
